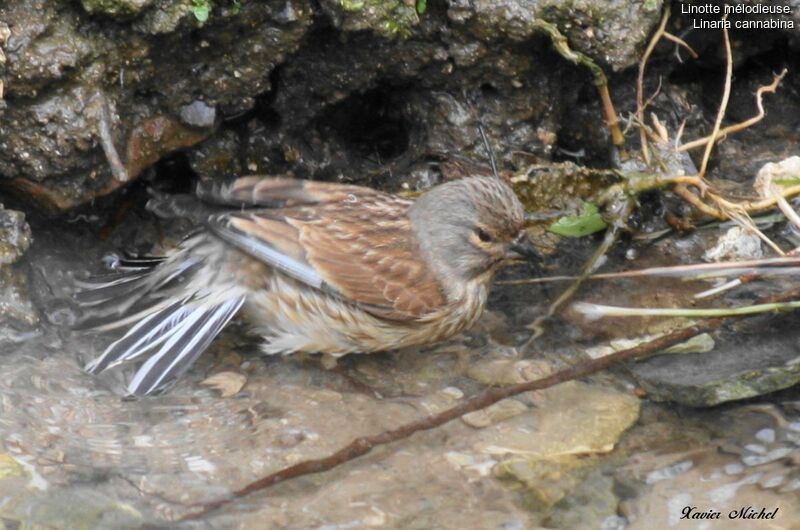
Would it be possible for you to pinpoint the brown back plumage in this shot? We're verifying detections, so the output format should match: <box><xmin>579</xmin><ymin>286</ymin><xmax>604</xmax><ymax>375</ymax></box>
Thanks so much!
<box><xmin>207</xmin><ymin>178</ymin><xmax>447</xmax><ymax>321</ymax></box>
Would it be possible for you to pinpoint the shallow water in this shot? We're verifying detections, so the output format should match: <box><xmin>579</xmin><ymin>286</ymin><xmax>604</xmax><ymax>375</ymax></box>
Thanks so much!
<box><xmin>1</xmin><ymin>219</ymin><xmax>799</xmax><ymax>529</ymax></box>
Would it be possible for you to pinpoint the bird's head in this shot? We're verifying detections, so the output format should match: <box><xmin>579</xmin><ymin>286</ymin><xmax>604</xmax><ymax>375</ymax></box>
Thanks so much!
<box><xmin>410</xmin><ymin>176</ymin><xmax>537</xmax><ymax>284</ymax></box>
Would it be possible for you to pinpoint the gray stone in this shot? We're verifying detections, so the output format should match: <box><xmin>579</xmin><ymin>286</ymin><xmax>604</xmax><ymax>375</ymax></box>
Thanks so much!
<box><xmin>180</xmin><ymin>100</ymin><xmax>217</xmax><ymax>129</ymax></box>
<box><xmin>631</xmin><ymin>319</ymin><xmax>800</xmax><ymax>407</ymax></box>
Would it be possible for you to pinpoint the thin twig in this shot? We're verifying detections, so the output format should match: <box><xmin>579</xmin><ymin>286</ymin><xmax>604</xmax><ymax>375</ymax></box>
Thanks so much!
<box><xmin>694</xmin><ymin>277</ymin><xmax>743</xmax><ymax>299</ymax></box>
<box><xmin>712</xmin><ymin>202</ymin><xmax>785</xmax><ymax>255</ymax></box>
<box><xmin>674</xmin><ymin>182</ymin><xmax>800</xmax><ymax>221</ymax></box>
<box><xmin>477</xmin><ymin>122</ymin><xmax>499</xmax><ymax>179</ymax></box>
<box><xmin>575</xmin><ymin>300</ymin><xmax>800</xmax><ymax>318</ymax></box>
<box><xmin>498</xmin><ymin>256</ymin><xmax>800</xmax><ymax>285</ymax></box>
<box><xmin>714</xmin><ymin>185</ymin><xmax>800</xmax><ymax>214</ymax></box>
<box><xmin>662</xmin><ymin>32</ymin><xmax>699</xmax><ymax>59</ymax></box>
<box><xmin>698</xmin><ymin>19</ymin><xmax>732</xmax><ymax>179</ymax></box>
<box><xmin>674</xmin><ymin>184</ymin><xmax>724</xmax><ymax>218</ymax></box>
<box><xmin>637</xmin><ymin>4</ymin><xmax>671</xmax><ymax>165</ymax></box>
<box><xmin>677</xmin><ymin>69</ymin><xmax>788</xmax><ymax>152</ymax></box>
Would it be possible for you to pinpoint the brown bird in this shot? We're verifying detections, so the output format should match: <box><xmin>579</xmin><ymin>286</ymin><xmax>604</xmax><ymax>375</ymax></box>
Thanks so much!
<box><xmin>78</xmin><ymin>175</ymin><xmax>535</xmax><ymax>396</ymax></box>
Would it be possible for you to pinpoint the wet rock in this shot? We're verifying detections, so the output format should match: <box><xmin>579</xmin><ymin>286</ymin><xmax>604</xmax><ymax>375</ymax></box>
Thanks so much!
<box><xmin>187</xmin><ymin>129</ymin><xmax>243</xmax><ymax>181</ymax></box>
<box><xmin>0</xmin><ymin>0</ymin><xmax>312</xmax><ymax>210</ymax></box>
<box><xmin>179</xmin><ymin>100</ymin><xmax>217</xmax><ymax>129</ymax></box>
<box><xmin>585</xmin><ymin>332</ymin><xmax>715</xmax><ymax>360</ymax></box>
<box><xmin>0</xmin><ymin>266</ymin><xmax>40</xmax><ymax>350</ymax></box>
<box><xmin>201</xmin><ymin>371</ymin><xmax>247</xmax><ymax>397</ymax></box>
<box><xmin>461</xmin><ymin>398</ymin><xmax>528</xmax><ymax>429</ymax></box>
<box><xmin>546</xmin><ymin>468</ymin><xmax>620</xmax><ymax>530</ymax></box>
<box><xmin>0</xmin><ymin>206</ymin><xmax>32</xmax><ymax>264</ymax></box>
<box><xmin>444</xmin><ymin>451</ymin><xmax>497</xmax><ymax>477</ymax></box>
<box><xmin>319</xmin><ymin>0</ymin><xmax>420</xmax><ymax>37</ymax></box>
<box><xmin>80</xmin><ymin>0</ymin><xmax>155</xmax><ymax>17</ymax></box>
<box><xmin>0</xmin><ymin>84</ymin><xmax>101</xmax><ymax>181</ymax></box>
<box><xmin>488</xmin><ymin>381</ymin><xmax>640</xmax><ymax>511</ymax></box>
<box><xmin>0</xmin><ymin>454</ymin><xmax>25</xmax><ymax>479</ymax></box>
<box><xmin>483</xmin><ymin>381</ymin><xmax>641</xmax><ymax>460</ymax></box>
<box><xmin>619</xmin><ymin>442</ymin><xmax>800</xmax><ymax>529</ymax></box>
<box><xmin>0</xmin><ymin>0</ymin><xmax>664</xmax><ymax>212</ymax></box>
<box><xmin>467</xmin><ymin>359</ymin><xmax>549</xmax><ymax>386</ymax></box>
<box><xmin>124</xmin><ymin>115</ymin><xmax>212</xmax><ymax>179</ymax></box>
<box><xmin>703</xmin><ymin>226</ymin><xmax>763</xmax><ymax>262</ymax></box>
<box><xmin>630</xmin><ymin>317</ymin><xmax>800</xmax><ymax>407</ymax></box>
<box><xmin>269</xmin><ymin>10</ymin><xmax>568</xmax><ymax>184</ymax></box>
<box><xmin>447</xmin><ymin>0</ymin><xmax>664</xmax><ymax>70</ymax></box>
<box><xmin>0</xmin><ymin>487</ymin><xmax>142</xmax><ymax>529</ymax></box>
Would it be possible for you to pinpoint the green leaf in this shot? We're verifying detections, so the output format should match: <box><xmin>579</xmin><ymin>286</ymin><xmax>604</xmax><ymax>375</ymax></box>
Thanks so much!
<box><xmin>190</xmin><ymin>0</ymin><xmax>211</xmax><ymax>22</ymax></box>
<box><xmin>416</xmin><ymin>0</ymin><xmax>427</xmax><ymax>15</ymax></box>
<box><xmin>548</xmin><ymin>202</ymin><xmax>607</xmax><ymax>237</ymax></box>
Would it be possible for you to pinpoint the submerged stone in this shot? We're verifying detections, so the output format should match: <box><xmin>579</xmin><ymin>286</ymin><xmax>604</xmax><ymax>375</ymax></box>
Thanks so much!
<box><xmin>631</xmin><ymin>318</ymin><xmax>800</xmax><ymax>407</ymax></box>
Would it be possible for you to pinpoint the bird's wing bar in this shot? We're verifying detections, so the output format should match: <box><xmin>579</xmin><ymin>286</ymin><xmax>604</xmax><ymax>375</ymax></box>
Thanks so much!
<box><xmin>206</xmin><ymin>213</ymin><xmax>330</xmax><ymax>292</ymax></box>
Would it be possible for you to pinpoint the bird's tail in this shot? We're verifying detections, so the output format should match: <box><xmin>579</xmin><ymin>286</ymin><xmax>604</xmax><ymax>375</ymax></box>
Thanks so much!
<box><xmin>76</xmin><ymin>232</ymin><xmax>246</xmax><ymax>396</ymax></box>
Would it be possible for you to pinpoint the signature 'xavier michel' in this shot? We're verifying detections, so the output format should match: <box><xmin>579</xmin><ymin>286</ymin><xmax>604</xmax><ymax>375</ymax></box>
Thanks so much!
<box><xmin>79</xmin><ymin>175</ymin><xmax>535</xmax><ymax>396</ymax></box>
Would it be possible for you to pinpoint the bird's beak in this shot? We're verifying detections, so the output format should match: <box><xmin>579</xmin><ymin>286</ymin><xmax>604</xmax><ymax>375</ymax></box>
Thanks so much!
<box><xmin>506</xmin><ymin>230</ymin><xmax>539</xmax><ymax>261</ymax></box>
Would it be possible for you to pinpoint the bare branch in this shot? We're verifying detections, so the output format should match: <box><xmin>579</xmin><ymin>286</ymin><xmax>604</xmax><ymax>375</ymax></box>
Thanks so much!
<box><xmin>677</xmin><ymin>69</ymin><xmax>788</xmax><ymax>152</ymax></box>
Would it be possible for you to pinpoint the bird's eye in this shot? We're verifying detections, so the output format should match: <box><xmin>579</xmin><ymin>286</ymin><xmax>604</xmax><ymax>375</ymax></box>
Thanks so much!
<box><xmin>475</xmin><ymin>228</ymin><xmax>493</xmax><ymax>243</ymax></box>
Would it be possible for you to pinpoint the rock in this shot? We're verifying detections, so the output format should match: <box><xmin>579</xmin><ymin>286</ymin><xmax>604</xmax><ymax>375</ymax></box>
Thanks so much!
<box><xmin>467</xmin><ymin>359</ymin><xmax>550</xmax><ymax>386</ymax></box>
<box><xmin>187</xmin><ymin>129</ymin><xmax>243</xmax><ymax>181</ymax></box>
<box><xmin>319</xmin><ymin>0</ymin><xmax>420</xmax><ymax>37</ymax></box>
<box><xmin>447</xmin><ymin>0</ymin><xmax>664</xmax><ymax>70</ymax></box>
<box><xmin>703</xmin><ymin>226</ymin><xmax>763</xmax><ymax>262</ymax></box>
<box><xmin>546</xmin><ymin>468</ymin><xmax>621</xmax><ymax>530</ymax></box>
<box><xmin>0</xmin><ymin>0</ymin><xmax>312</xmax><ymax>210</ymax></box>
<box><xmin>444</xmin><ymin>451</ymin><xmax>497</xmax><ymax>477</ymax></box>
<box><xmin>487</xmin><ymin>382</ymin><xmax>641</xmax><ymax>510</ymax></box>
<box><xmin>200</xmin><ymin>371</ymin><xmax>247</xmax><ymax>397</ymax></box>
<box><xmin>0</xmin><ymin>454</ymin><xmax>25</xmax><ymax>479</ymax></box>
<box><xmin>80</xmin><ymin>0</ymin><xmax>155</xmax><ymax>17</ymax></box>
<box><xmin>179</xmin><ymin>100</ymin><xmax>217</xmax><ymax>129</ymax></box>
<box><xmin>584</xmin><ymin>332</ymin><xmax>716</xmax><ymax>360</ymax></box>
<box><xmin>630</xmin><ymin>317</ymin><xmax>800</xmax><ymax>407</ymax></box>
<box><xmin>0</xmin><ymin>266</ymin><xmax>40</xmax><ymax>350</ymax></box>
<box><xmin>0</xmin><ymin>487</ymin><xmax>142</xmax><ymax>529</ymax></box>
<box><xmin>483</xmin><ymin>382</ymin><xmax>641</xmax><ymax>460</ymax></box>
<box><xmin>0</xmin><ymin>206</ymin><xmax>32</xmax><ymax>265</ymax></box>
<box><xmin>461</xmin><ymin>398</ymin><xmax>528</xmax><ymax>428</ymax></box>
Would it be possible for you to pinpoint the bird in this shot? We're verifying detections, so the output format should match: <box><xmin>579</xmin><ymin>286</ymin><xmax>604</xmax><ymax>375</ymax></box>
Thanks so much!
<box><xmin>76</xmin><ymin>175</ymin><xmax>537</xmax><ymax>396</ymax></box>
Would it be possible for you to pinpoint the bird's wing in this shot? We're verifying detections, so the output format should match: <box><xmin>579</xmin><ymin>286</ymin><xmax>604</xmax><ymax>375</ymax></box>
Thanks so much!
<box><xmin>206</xmin><ymin>183</ymin><xmax>447</xmax><ymax>321</ymax></box>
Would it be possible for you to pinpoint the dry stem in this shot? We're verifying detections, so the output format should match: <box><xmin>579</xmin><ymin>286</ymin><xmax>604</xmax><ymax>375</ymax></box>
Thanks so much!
<box><xmin>698</xmin><ymin>20</ymin><xmax>732</xmax><ymax>179</ymax></box>
<box><xmin>637</xmin><ymin>5</ymin><xmax>671</xmax><ymax>165</ymax></box>
<box><xmin>662</xmin><ymin>32</ymin><xmax>699</xmax><ymax>59</ymax></box>
<box><xmin>677</xmin><ymin>69</ymin><xmax>788</xmax><ymax>152</ymax></box>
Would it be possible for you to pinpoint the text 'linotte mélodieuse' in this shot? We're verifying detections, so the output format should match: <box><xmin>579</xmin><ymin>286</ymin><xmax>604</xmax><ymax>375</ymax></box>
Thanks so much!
<box><xmin>680</xmin><ymin>2</ymin><xmax>795</xmax><ymax>29</ymax></box>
